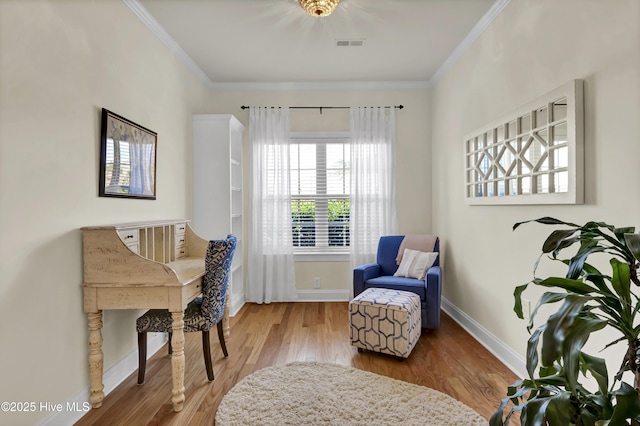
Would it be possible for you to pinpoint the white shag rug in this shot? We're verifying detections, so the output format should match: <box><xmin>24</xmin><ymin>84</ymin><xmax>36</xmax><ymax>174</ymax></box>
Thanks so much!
<box><xmin>215</xmin><ymin>362</ymin><xmax>486</xmax><ymax>425</ymax></box>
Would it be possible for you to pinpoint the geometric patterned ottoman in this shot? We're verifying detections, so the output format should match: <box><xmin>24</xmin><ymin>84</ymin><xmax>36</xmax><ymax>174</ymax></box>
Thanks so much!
<box><xmin>349</xmin><ymin>288</ymin><xmax>421</xmax><ymax>358</ymax></box>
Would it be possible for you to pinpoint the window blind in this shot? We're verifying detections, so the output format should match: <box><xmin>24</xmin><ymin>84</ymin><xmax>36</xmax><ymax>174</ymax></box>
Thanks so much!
<box><xmin>289</xmin><ymin>134</ymin><xmax>350</xmax><ymax>252</ymax></box>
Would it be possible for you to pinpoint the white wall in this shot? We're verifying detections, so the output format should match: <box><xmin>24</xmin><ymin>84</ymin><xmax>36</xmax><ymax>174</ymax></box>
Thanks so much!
<box><xmin>0</xmin><ymin>1</ymin><xmax>213</xmax><ymax>424</ymax></box>
<box><xmin>431</xmin><ymin>0</ymin><xmax>639</xmax><ymax>367</ymax></box>
<box><xmin>209</xmin><ymin>88</ymin><xmax>431</xmax><ymax>293</ymax></box>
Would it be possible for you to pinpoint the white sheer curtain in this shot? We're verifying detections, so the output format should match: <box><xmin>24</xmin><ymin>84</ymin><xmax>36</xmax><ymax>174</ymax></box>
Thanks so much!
<box><xmin>247</xmin><ymin>106</ymin><xmax>298</xmax><ymax>304</ymax></box>
<box><xmin>129</xmin><ymin>140</ymin><xmax>154</xmax><ymax>196</ymax></box>
<box><xmin>349</xmin><ymin>107</ymin><xmax>399</xmax><ymax>269</ymax></box>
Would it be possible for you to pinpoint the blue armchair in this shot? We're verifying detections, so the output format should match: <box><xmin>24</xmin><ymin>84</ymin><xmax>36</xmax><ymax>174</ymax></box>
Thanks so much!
<box><xmin>353</xmin><ymin>235</ymin><xmax>442</xmax><ymax>329</ymax></box>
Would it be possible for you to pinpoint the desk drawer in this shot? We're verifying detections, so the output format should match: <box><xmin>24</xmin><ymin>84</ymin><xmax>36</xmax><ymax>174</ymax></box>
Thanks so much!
<box><xmin>117</xmin><ymin>229</ymin><xmax>140</xmax><ymax>254</ymax></box>
<box><xmin>174</xmin><ymin>223</ymin><xmax>187</xmax><ymax>259</ymax></box>
<box><xmin>117</xmin><ymin>229</ymin><xmax>139</xmax><ymax>244</ymax></box>
<box><xmin>175</xmin><ymin>246</ymin><xmax>187</xmax><ymax>258</ymax></box>
<box><xmin>175</xmin><ymin>233</ymin><xmax>186</xmax><ymax>248</ymax></box>
<box><xmin>184</xmin><ymin>279</ymin><xmax>203</xmax><ymax>302</ymax></box>
<box><xmin>175</xmin><ymin>222</ymin><xmax>187</xmax><ymax>236</ymax></box>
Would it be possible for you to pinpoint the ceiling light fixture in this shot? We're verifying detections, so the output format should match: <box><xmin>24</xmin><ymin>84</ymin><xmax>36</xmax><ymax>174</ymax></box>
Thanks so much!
<box><xmin>299</xmin><ymin>0</ymin><xmax>340</xmax><ymax>17</ymax></box>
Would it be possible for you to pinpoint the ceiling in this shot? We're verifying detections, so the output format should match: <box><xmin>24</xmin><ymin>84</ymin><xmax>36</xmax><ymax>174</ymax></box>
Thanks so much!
<box><xmin>133</xmin><ymin>0</ymin><xmax>503</xmax><ymax>88</ymax></box>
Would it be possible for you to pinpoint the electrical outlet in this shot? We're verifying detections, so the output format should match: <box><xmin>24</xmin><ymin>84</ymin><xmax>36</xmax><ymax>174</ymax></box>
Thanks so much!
<box><xmin>313</xmin><ymin>277</ymin><xmax>321</xmax><ymax>289</ymax></box>
<box><xmin>522</xmin><ymin>297</ymin><xmax>531</xmax><ymax>320</ymax></box>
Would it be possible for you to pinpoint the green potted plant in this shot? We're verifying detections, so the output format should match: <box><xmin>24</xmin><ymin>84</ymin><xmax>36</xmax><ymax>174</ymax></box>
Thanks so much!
<box><xmin>491</xmin><ymin>217</ymin><xmax>640</xmax><ymax>426</ymax></box>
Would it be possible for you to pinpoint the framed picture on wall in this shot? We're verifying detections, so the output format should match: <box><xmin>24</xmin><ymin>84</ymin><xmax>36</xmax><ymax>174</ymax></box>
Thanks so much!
<box><xmin>99</xmin><ymin>108</ymin><xmax>157</xmax><ymax>200</ymax></box>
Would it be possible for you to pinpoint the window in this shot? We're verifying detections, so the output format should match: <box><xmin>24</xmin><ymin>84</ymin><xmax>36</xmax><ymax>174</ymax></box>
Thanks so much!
<box><xmin>290</xmin><ymin>132</ymin><xmax>350</xmax><ymax>253</ymax></box>
<box><xmin>105</xmin><ymin>140</ymin><xmax>132</xmax><ymax>192</ymax></box>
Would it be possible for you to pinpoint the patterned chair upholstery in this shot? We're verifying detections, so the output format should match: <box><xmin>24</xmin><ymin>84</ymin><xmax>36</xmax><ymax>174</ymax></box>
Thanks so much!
<box><xmin>349</xmin><ymin>288</ymin><xmax>422</xmax><ymax>358</ymax></box>
<box><xmin>136</xmin><ymin>235</ymin><xmax>237</xmax><ymax>383</ymax></box>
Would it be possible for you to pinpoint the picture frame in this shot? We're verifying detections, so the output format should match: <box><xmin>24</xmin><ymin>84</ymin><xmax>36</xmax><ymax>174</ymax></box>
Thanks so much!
<box><xmin>99</xmin><ymin>108</ymin><xmax>157</xmax><ymax>200</ymax></box>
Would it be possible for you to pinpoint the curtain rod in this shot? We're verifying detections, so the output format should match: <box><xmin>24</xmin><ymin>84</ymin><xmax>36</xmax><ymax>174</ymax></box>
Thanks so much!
<box><xmin>240</xmin><ymin>105</ymin><xmax>404</xmax><ymax>114</ymax></box>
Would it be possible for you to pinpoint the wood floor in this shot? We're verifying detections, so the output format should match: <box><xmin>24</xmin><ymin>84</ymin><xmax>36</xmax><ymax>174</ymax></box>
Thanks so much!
<box><xmin>75</xmin><ymin>302</ymin><xmax>521</xmax><ymax>425</ymax></box>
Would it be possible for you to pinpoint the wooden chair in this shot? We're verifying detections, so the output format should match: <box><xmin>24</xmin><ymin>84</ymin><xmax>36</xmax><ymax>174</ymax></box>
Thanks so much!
<box><xmin>136</xmin><ymin>235</ymin><xmax>236</xmax><ymax>383</ymax></box>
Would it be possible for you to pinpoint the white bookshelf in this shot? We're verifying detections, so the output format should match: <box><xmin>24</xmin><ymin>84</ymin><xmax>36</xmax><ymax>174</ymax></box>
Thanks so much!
<box><xmin>193</xmin><ymin>114</ymin><xmax>245</xmax><ymax>315</ymax></box>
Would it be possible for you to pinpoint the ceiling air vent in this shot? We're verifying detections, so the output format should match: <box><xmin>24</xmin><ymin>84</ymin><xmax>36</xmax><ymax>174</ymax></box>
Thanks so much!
<box><xmin>335</xmin><ymin>39</ymin><xmax>366</xmax><ymax>47</ymax></box>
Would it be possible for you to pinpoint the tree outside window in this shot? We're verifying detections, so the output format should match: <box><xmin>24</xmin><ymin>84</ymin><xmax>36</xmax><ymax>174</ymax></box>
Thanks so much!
<box><xmin>290</xmin><ymin>135</ymin><xmax>350</xmax><ymax>252</ymax></box>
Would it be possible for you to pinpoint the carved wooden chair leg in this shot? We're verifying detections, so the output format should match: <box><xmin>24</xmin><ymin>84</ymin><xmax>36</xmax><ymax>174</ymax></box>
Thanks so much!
<box><xmin>202</xmin><ymin>330</ymin><xmax>214</xmax><ymax>381</ymax></box>
<box><xmin>137</xmin><ymin>332</ymin><xmax>147</xmax><ymax>384</ymax></box>
<box><xmin>217</xmin><ymin>321</ymin><xmax>229</xmax><ymax>357</ymax></box>
<box><xmin>168</xmin><ymin>331</ymin><xmax>173</xmax><ymax>355</ymax></box>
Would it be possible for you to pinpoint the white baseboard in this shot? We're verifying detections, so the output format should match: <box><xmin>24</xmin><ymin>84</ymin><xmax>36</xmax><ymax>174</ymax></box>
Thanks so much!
<box><xmin>39</xmin><ymin>333</ymin><xmax>168</xmax><ymax>426</ymax></box>
<box><xmin>441</xmin><ymin>297</ymin><xmax>526</xmax><ymax>378</ymax></box>
<box><xmin>296</xmin><ymin>289</ymin><xmax>350</xmax><ymax>302</ymax></box>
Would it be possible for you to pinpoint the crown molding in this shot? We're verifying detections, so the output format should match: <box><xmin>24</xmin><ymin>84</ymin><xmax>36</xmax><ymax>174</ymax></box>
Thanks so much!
<box><xmin>124</xmin><ymin>0</ymin><xmax>509</xmax><ymax>92</ymax></box>
<box><xmin>123</xmin><ymin>0</ymin><xmax>213</xmax><ymax>87</ymax></box>
<box><xmin>429</xmin><ymin>0</ymin><xmax>511</xmax><ymax>86</ymax></box>
<box><xmin>209</xmin><ymin>80</ymin><xmax>430</xmax><ymax>91</ymax></box>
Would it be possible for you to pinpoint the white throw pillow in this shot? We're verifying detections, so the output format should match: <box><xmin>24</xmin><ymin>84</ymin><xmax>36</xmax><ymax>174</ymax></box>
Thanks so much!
<box><xmin>393</xmin><ymin>248</ymin><xmax>438</xmax><ymax>280</ymax></box>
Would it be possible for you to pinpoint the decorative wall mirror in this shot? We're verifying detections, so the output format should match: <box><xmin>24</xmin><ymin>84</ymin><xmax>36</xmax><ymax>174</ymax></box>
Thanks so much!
<box><xmin>99</xmin><ymin>108</ymin><xmax>157</xmax><ymax>199</ymax></box>
<box><xmin>464</xmin><ymin>79</ymin><xmax>584</xmax><ymax>205</ymax></box>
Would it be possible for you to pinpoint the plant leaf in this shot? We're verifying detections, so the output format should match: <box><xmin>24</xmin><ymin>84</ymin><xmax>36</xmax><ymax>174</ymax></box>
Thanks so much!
<box><xmin>610</xmin><ymin>258</ymin><xmax>632</xmax><ymax>322</ymax></box>
<box><xmin>615</xmin><ymin>227</ymin><xmax>636</xmax><ymax>241</ymax></box>
<box><xmin>567</xmin><ymin>242</ymin><xmax>606</xmax><ymax>280</ymax></box>
<box><xmin>624</xmin><ymin>233</ymin><xmax>640</xmax><ymax>263</ymax></box>
<box><xmin>585</xmin><ymin>392</ymin><xmax>613</xmax><ymax>420</ymax></box>
<box><xmin>552</xmin><ymin>235</ymin><xmax>582</xmax><ymax>258</ymax></box>
<box><xmin>534</xmin><ymin>373</ymin><xmax>568</xmax><ymax>387</ymax></box>
<box><xmin>527</xmin><ymin>324</ymin><xmax>546</xmax><ymax>379</ymax></box>
<box><xmin>541</xmin><ymin>295</ymin><xmax>588</xmax><ymax>366</ymax></box>
<box><xmin>522</xmin><ymin>397</ymin><xmax>552</xmax><ymax>426</ymax></box>
<box><xmin>583</xmin><ymin>269</ymin><xmax>616</xmax><ymax>298</ymax></box>
<box><xmin>542</xmin><ymin>228</ymin><xmax>580</xmax><ymax>253</ymax></box>
<box><xmin>491</xmin><ymin>380</ymin><xmax>539</xmax><ymax>426</ymax></box>
<box><xmin>490</xmin><ymin>398</ymin><xmax>508</xmax><ymax>426</ymax></box>
<box><xmin>590</xmin><ymin>227</ymin><xmax>633</xmax><ymax>259</ymax></box>
<box><xmin>537</xmin><ymin>276</ymin><xmax>597</xmax><ymax>295</ymax></box>
<box><xmin>562</xmin><ymin>316</ymin><xmax>607</xmax><ymax>393</ymax></box>
<box><xmin>545</xmin><ymin>391</ymin><xmax>574</xmax><ymax>426</ymax></box>
<box><xmin>527</xmin><ymin>292</ymin><xmax>568</xmax><ymax>332</ymax></box>
<box><xmin>609</xmin><ymin>382</ymin><xmax>640</xmax><ymax>424</ymax></box>
<box><xmin>514</xmin><ymin>284</ymin><xmax>528</xmax><ymax>319</ymax></box>
<box><xmin>581</xmin><ymin>352</ymin><xmax>609</xmax><ymax>397</ymax></box>
<box><xmin>513</xmin><ymin>217</ymin><xmax>580</xmax><ymax>231</ymax></box>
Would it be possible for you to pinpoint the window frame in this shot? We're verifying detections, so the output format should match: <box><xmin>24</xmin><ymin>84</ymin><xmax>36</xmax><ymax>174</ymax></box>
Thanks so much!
<box><xmin>290</xmin><ymin>131</ymin><xmax>351</xmax><ymax>262</ymax></box>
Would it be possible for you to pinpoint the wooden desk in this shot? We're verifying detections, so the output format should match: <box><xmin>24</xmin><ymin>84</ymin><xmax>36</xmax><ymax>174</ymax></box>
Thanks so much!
<box><xmin>82</xmin><ymin>220</ymin><xmax>228</xmax><ymax>412</ymax></box>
